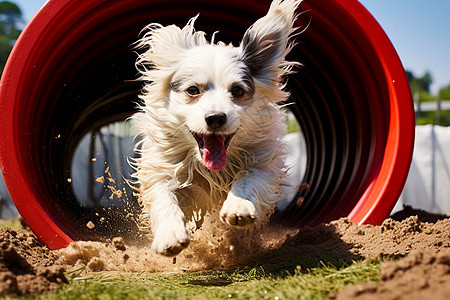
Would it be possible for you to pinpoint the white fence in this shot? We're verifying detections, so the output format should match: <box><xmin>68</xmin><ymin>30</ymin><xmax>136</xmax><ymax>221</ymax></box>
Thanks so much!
<box><xmin>394</xmin><ymin>125</ymin><xmax>450</xmax><ymax>214</ymax></box>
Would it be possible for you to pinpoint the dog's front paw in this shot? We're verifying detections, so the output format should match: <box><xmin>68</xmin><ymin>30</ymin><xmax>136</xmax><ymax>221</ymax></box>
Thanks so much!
<box><xmin>151</xmin><ymin>223</ymin><xmax>190</xmax><ymax>256</ymax></box>
<box><xmin>220</xmin><ymin>196</ymin><xmax>259</xmax><ymax>228</ymax></box>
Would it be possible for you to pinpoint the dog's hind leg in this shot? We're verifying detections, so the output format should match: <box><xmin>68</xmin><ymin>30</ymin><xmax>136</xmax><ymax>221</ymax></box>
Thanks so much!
<box><xmin>143</xmin><ymin>187</ymin><xmax>190</xmax><ymax>256</ymax></box>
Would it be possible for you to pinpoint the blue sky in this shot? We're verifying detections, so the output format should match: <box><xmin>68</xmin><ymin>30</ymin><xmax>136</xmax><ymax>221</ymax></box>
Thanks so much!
<box><xmin>359</xmin><ymin>0</ymin><xmax>450</xmax><ymax>94</ymax></box>
<box><xmin>15</xmin><ymin>0</ymin><xmax>450</xmax><ymax>93</ymax></box>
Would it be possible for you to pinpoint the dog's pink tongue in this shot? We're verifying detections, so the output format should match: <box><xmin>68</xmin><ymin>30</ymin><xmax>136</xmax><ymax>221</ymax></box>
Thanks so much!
<box><xmin>202</xmin><ymin>135</ymin><xmax>227</xmax><ymax>171</ymax></box>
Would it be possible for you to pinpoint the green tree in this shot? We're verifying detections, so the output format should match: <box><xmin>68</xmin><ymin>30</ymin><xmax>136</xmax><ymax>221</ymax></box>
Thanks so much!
<box><xmin>416</xmin><ymin>71</ymin><xmax>433</xmax><ymax>93</ymax></box>
<box><xmin>407</xmin><ymin>70</ymin><xmax>434</xmax><ymax>95</ymax></box>
<box><xmin>436</xmin><ymin>83</ymin><xmax>450</xmax><ymax>126</ymax></box>
<box><xmin>407</xmin><ymin>69</ymin><xmax>437</xmax><ymax>125</ymax></box>
<box><xmin>0</xmin><ymin>1</ymin><xmax>23</xmax><ymax>73</ymax></box>
<box><xmin>409</xmin><ymin>70</ymin><xmax>450</xmax><ymax>126</ymax></box>
<box><xmin>439</xmin><ymin>83</ymin><xmax>450</xmax><ymax>100</ymax></box>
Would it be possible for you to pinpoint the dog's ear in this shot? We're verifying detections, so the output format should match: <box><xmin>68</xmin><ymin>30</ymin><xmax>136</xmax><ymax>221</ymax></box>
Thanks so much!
<box><xmin>136</xmin><ymin>16</ymin><xmax>207</xmax><ymax>71</ymax></box>
<box><xmin>240</xmin><ymin>0</ymin><xmax>300</xmax><ymax>81</ymax></box>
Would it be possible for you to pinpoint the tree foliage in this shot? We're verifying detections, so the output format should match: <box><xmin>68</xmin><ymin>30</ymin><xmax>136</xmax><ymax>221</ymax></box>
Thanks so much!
<box><xmin>439</xmin><ymin>83</ymin><xmax>450</xmax><ymax>100</ymax></box>
<box><xmin>437</xmin><ymin>83</ymin><xmax>450</xmax><ymax>126</ymax></box>
<box><xmin>407</xmin><ymin>70</ymin><xmax>433</xmax><ymax>95</ymax></box>
<box><xmin>0</xmin><ymin>1</ymin><xmax>22</xmax><ymax>73</ymax></box>
<box><xmin>408</xmin><ymin>69</ymin><xmax>450</xmax><ymax>126</ymax></box>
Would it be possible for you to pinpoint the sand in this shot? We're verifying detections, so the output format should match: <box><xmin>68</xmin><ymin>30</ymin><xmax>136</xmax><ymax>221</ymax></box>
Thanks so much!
<box><xmin>0</xmin><ymin>206</ymin><xmax>449</xmax><ymax>298</ymax></box>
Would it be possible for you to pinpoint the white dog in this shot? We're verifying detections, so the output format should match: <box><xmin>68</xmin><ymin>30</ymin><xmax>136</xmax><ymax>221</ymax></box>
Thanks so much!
<box><xmin>132</xmin><ymin>0</ymin><xmax>301</xmax><ymax>256</ymax></box>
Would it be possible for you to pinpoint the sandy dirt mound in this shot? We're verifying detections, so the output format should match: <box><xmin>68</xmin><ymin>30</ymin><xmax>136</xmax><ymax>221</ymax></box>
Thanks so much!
<box><xmin>0</xmin><ymin>206</ymin><xmax>449</xmax><ymax>298</ymax></box>
<box><xmin>0</xmin><ymin>227</ymin><xmax>67</xmax><ymax>297</ymax></box>
<box><xmin>330</xmin><ymin>249</ymin><xmax>450</xmax><ymax>300</ymax></box>
<box><xmin>328</xmin><ymin>214</ymin><xmax>449</xmax><ymax>259</ymax></box>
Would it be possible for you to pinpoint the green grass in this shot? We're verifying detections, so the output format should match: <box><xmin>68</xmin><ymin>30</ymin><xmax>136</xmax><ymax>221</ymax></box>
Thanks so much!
<box><xmin>0</xmin><ymin>218</ymin><xmax>21</xmax><ymax>229</ymax></box>
<box><xmin>22</xmin><ymin>260</ymin><xmax>380</xmax><ymax>300</ymax></box>
<box><xmin>286</xmin><ymin>118</ymin><xmax>301</xmax><ymax>134</ymax></box>
<box><xmin>286</xmin><ymin>111</ymin><xmax>302</xmax><ymax>134</ymax></box>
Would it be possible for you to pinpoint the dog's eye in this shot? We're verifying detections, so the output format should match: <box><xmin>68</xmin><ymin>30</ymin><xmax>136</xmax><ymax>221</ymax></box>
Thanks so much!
<box><xmin>231</xmin><ymin>86</ymin><xmax>245</xmax><ymax>97</ymax></box>
<box><xmin>186</xmin><ymin>86</ymin><xmax>200</xmax><ymax>96</ymax></box>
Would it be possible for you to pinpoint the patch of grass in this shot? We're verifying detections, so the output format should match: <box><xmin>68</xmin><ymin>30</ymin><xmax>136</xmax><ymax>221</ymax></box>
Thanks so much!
<box><xmin>0</xmin><ymin>218</ymin><xmax>20</xmax><ymax>229</ymax></box>
<box><xmin>25</xmin><ymin>260</ymin><xmax>380</xmax><ymax>300</ymax></box>
<box><xmin>286</xmin><ymin>118</ymin><xmax>301</xmax><ymax>134</ymax></box>
<box><xmin>285</xmin><ymin>109</ymin><xmax>301</xmax><ymax>134</ymax></box>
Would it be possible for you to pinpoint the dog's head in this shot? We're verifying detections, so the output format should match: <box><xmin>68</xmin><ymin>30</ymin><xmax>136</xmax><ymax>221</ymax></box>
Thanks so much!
<box><xmin>136</xmin><ymin>0</ymin><xmax>301</xmax><ymax>171</ymax></box>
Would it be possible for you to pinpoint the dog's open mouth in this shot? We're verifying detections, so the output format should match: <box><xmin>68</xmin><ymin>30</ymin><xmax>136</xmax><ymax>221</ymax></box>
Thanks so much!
<box><xmin>191</xmin><ymin>132</ymin><xmax>235</xmax><ymax>171</ymax></box>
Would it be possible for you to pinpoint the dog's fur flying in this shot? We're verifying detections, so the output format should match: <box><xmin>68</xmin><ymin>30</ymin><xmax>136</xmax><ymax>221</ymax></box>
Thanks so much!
<box><xmin>132</xmin><ymin>0</ymin><xmax>302</xmax><ymax>256</ymax></box>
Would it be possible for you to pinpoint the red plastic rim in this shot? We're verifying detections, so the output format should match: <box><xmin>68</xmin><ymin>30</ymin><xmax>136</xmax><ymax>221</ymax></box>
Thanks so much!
<box><xmin>0</xmin><ymin>0</ymin><xmax>414</xmax><ymax>249</ymax></box>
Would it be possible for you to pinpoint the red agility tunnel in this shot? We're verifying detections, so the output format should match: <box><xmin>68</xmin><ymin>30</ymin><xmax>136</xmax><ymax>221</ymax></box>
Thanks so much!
<box><xmin>0</xmin><ymin>0</ymin><xmax>415</xmax><ymax>250</ymax></box>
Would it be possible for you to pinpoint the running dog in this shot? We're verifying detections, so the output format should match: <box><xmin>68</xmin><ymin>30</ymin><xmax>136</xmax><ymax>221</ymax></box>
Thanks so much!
<box><xmin>132</xmin><ymin>0</ymin><xmax>301</xmax><ymax>256</ymax></box>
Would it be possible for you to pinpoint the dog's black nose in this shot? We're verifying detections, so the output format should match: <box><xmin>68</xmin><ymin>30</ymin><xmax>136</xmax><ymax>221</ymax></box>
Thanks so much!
<box><xmin>205</xmin><ymin>113</ymin><xmax>227</xmax><ymax>129</ymax></box>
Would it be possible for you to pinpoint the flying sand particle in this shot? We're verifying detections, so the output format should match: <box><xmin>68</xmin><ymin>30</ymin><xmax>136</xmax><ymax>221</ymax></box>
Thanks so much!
<box><xmin>86</xmin><ymin>221</ymin><xmax>95</xmax><ymax>229</ymax></box>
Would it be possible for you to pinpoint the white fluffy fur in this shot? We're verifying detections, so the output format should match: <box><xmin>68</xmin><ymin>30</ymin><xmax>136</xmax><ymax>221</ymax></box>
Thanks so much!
<box><xmin>132</xmin><ymin>0</ymin><xmax>302</xmax><ymax>256</ymax></box>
